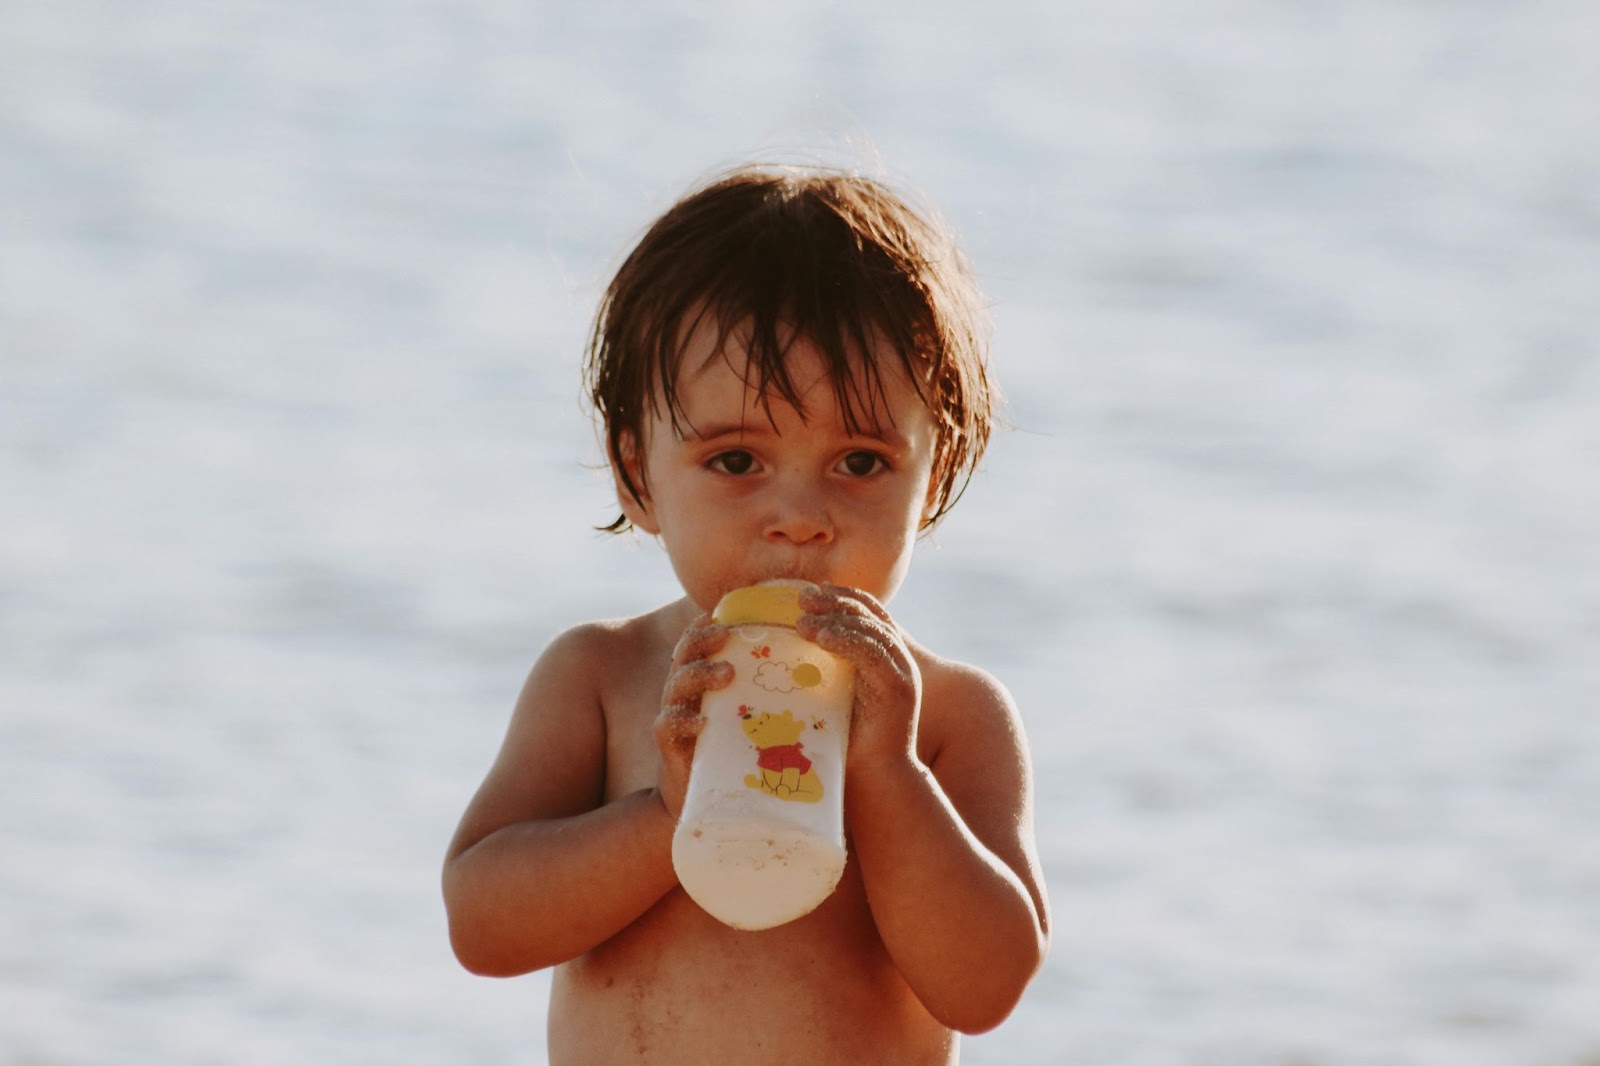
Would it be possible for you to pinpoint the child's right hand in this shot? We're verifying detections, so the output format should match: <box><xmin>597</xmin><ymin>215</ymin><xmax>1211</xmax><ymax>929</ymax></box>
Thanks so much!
<box><xmin>654</xmin><ymin>614</ymin><xmax>733</xmax><ymax>819</ymax></box>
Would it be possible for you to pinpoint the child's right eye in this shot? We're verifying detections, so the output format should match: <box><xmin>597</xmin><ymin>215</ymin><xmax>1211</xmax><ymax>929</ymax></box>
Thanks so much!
<box><xmin>707</xmin><ymin>450</ymin><xmax>757</xmax><ymax>475</ymax></box>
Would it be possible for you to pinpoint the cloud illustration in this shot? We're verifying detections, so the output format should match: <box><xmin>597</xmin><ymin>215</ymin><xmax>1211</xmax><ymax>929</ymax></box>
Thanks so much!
<box><xmin>753</xmin><ymin>661</ymin><xmax>798</xmax><ymax>693</ymax></box>
<box><xmin>752</xmin><ymin>660</ymin><xmax>825</xmax><ymax>693</ymax></box>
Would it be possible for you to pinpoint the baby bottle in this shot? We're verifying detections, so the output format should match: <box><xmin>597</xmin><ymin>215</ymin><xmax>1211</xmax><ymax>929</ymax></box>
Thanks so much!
<box><xmin>671</xmin><ymin>580</ymin><xmax>855</xmax><ymax>930</ymax></box>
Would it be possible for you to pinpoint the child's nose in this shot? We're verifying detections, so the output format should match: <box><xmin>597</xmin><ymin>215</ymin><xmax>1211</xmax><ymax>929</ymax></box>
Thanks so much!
<box><xmin>763</xmin><ymin>481</ymin><xmax>833</xmax><ymax>546</ymax></box>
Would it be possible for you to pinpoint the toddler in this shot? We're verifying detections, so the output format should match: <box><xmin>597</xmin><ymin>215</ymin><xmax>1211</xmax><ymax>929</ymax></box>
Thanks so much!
<box><xmin>443</xmin><ymin>164</ymin><xmax>1049</xmax><ymax>1065</ymax></box>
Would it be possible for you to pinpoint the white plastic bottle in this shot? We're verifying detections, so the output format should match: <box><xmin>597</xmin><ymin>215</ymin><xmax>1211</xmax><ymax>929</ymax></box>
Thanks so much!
<box><xmin>670</xmin><ymin>580</ymin><xmax>855</xmax><ymax>930</ymax></box>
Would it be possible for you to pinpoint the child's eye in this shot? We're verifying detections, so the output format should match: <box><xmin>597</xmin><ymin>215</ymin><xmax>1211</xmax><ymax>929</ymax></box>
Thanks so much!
<box><xmin>708</xmin><ymin>450</ymin><xmax>757</xmax><ymax>475</ymax></box>
<box><xmin>837</xmin><ymin>451</ymin><xmax>888</xmax><ymax>477</ymax></box>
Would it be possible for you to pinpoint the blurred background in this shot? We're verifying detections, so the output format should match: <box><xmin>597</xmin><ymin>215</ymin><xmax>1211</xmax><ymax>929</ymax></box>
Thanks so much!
<box><xmin>3</xmin><ymin>1</ymin><xmax>1598</xmax><ymax>1063</ymax></box>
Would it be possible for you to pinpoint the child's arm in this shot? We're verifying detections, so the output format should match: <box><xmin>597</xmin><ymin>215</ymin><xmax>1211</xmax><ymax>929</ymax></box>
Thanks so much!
<box><xmin>800</xmin><ymin>586</ymin><xmax>1051</xmax><ymax>1034</ymax></box>
<box><xmin>441</xmin><ymin>619</ymin><xmax>730</xmax><ymax>976</ymax></box>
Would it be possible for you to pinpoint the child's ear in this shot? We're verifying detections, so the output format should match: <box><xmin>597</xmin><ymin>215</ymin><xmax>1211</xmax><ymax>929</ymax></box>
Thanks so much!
<box><xmin>612</xmin><ymin>431</ymin><xmax>660</xmax><ymax>535</ymax></box>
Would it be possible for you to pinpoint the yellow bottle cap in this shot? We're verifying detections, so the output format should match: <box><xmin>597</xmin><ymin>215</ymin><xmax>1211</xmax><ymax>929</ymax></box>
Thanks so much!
<box><xmin>712</xmin><ymin>580</ymin><xmax>813</xmax><ymax>628</ymax></box>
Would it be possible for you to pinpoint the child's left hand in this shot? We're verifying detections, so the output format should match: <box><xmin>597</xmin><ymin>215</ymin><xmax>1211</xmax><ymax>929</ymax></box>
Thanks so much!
<box><xmin>796</xmin><ymin>584</ymin><xmax>922</xmax><ymax>768</ymax></box>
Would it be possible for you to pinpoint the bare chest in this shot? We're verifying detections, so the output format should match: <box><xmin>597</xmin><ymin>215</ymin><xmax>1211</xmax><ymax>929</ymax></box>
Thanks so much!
<box><xmin>601</xmin><ymin>647</ymin><xmax>674</xmax><ymax>800</ymax></box>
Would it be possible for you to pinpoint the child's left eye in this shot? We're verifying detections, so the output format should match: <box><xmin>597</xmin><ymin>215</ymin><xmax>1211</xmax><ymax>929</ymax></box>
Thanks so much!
<box><xmin>837</xmin><ymin>451</ymin><xmax>887</xmax><ymax>477</ymax></box>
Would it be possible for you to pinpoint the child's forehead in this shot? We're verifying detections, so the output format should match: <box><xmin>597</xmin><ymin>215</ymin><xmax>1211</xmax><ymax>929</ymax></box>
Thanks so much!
<box><xmin>673</xmin><ymin>310</ymin><xmax>914</xmax><ymax>387</ymax></box>
<box><xmin>661</xmin><ymin>312</ymin><xmax>924</xmax><ymax>435</ymax></box>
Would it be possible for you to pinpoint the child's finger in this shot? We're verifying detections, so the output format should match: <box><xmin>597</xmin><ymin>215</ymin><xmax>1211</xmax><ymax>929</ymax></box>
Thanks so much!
<box><xmin>671</xmin><ymin>617</ymin><xmax>730</xmax><ymax>667</ymax></box>
<box><xmin>800</xmin><ymin>583</ymin><xmax>893</xmax><ymax>627</ymax></box>
<box><xmin>655</xmin><ymin>699</ymin><xmax>708</xmax><ymax>748</ymax></box>
<box><xmin>798</xmin><ymin>590</ymin><xmax>907</xmax><ymax>664</ymax></box>
<box><xmin>657</xmin><ymin>661</ymin><xmax>729</xmax><ymax>750</ymax></box>
<box><xmin>808</xmin><ymin>612</ymin><xmax>914</xmax><ymax>678</ymax></box>
<box><xmin>661</xmin><ymin>658</ymin><xmax>735</xmax><ymax>710</ymax></box>
<box><xmin>657</xmin><ymin>624</ymin><xmax>734</xmax><ymax>762</ymax></box>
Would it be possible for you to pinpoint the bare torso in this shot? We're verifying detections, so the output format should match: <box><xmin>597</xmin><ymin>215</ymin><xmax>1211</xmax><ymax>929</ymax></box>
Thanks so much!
<box><xmin>546</xmin><ymin>600</ymin><xmax>959</xmax><ymax>1065</ymax></box>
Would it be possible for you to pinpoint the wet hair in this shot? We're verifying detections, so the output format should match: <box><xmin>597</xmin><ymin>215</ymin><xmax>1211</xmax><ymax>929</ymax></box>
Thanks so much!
<box><xmin>584</xmin><ymin>164</ymin><xmax>995</xmax><ymax>533</ymax></box>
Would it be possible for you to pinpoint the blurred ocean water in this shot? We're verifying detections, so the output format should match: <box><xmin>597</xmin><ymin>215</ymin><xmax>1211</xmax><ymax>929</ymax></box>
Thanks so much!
<box><xmin>3</xmin><ymin>2</ymin><xmax>1598</xmax><ymax>1063</ymax></box>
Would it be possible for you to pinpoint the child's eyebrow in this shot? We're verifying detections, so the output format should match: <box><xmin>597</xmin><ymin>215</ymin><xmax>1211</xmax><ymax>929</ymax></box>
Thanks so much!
<box><xmin>679</xmin><ymin>419</ymin><xmax>907</xmax><ymax>448</ymax></box>
<box><xmin>677</xmin><ymin>419</ymin><xmax>762</xmax><ymax>443</ymax></box>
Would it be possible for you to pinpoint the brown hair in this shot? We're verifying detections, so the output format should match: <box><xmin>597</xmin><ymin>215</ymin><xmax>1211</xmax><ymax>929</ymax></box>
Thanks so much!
<box><xmin>584</xmin><ymin>164</ymin><xmax>995</xmax><ymax>533</ymax></box>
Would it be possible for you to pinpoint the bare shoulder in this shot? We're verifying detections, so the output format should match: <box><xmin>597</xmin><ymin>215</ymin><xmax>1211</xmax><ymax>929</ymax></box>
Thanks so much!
<box><xmin>906</xmin><ymin>640</ymin><xmax>1046</xmax><ymax>925</ymax></box>
<box><xmin>908</xmin><ymin>643</ymin><xmax>1027</xmax><ymax>770</ymax></box>
<box><xmin>538</xmin><ymin>607</ymin><xmax>665</xmax><ymax>667</ymax></box>
<box><xmin>447</xmin><ymin>601</ymin><xmax>691</xmax><ymax>859</ymax></box>
<box><xmin>500</xmin><ymin>619</ymin><xmax>622</xmax><ymax>734</ymax></box>
<box><xmin>525</xmin><ymin>598</ymin><xmax>692</xmax><ymax>703</ymax></box>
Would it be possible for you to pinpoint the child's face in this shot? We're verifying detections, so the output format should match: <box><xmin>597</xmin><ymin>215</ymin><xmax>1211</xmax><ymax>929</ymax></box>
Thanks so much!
<box><xmin>616</xmin><ymin>319</ymin><xmax>939</xmax><ymax>610</ymax></box>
